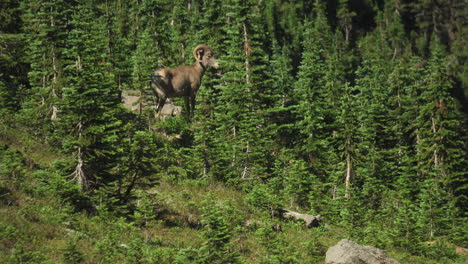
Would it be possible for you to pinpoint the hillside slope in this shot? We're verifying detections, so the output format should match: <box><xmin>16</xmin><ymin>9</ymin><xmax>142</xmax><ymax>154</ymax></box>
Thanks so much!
<box><xmin>1</xmin><ymin>133</ymin><xmax>465</xmax><ymax>264</ymax></box>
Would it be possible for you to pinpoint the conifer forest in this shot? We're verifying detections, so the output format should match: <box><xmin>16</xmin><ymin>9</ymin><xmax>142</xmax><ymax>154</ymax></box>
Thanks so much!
<box><xmin>1</xmin><ymin>0</ymin><xmax>467</xmax><ymax>263</ymax></box>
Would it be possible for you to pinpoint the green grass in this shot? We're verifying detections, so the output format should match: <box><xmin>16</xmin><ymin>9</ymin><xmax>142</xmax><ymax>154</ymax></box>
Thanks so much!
<box><xmin>2</xmin><ymin>174</ymin><xmax>467</xmax><ymax>263</ymax></box>
<box><xmin>0</xmin><ymin>123</ymin><xmax>62</xmax><ymax>167</ymax></box>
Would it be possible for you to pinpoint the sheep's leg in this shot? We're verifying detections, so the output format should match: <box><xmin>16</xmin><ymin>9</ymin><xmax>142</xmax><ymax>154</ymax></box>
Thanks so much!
<box><xmin>190</xmin><ymin>95</ymin><xmax>196</xmax><ymax>118</ymax></box>
<box><xmin>184</xmin><ymin>96</ymin><xmax>191</xmax><ymax>118</ymax></box>
<box><xmin>156</xmin><ymin>96</ymin><xmax>166</xmax><ymax>113</ymax></box>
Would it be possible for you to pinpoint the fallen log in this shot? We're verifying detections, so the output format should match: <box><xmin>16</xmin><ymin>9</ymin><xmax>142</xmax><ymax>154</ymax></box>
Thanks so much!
<box><xmin>278</xmin><ymin>209</ymin><xmax>322</xmax><ymax>228</ymax></box>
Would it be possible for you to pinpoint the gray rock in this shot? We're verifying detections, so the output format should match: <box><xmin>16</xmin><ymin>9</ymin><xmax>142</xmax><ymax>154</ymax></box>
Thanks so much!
<box><xmin>121</xmin><ymin>90</ymin><xmax>182</xmax><ymax>118</ymax></box>
<box><xmin>159</xmin><ymin>102</ymin><xmax>182</xmax><ymax>117</ymax></box>
<box><xmin>122</xmin><ymin>90</ymin><xmax>142</xmax><ymax>112</ymax></box>
<box><xmin>279</xmin><ymin>209</ymin><xmax>322</xmax><ymax>228</ymax></box>
<box><xmin>326</xmin><ymin>239</ymin><xmax>399</xmax><ymax>264</ymax></box>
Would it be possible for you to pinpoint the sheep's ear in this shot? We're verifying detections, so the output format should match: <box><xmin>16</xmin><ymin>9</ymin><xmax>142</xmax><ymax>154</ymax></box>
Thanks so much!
<box><xmin>196</xmin><ymin>48</ymin><xmax>204</xmax><ymax>60</ymax></box>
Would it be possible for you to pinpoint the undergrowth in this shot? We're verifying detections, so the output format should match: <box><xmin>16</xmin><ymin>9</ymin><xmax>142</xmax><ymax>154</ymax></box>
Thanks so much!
<box><xmin>0</xmin><ymin>141</ymin><xmax>465</xmax><ymax>263</ymax></box>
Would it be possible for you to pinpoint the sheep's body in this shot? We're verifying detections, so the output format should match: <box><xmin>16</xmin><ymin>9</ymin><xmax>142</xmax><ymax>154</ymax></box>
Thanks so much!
<box><xmin>150</xmin><ymin>44</ymin><xmax>218</xmax><ymax>117</ymax></box>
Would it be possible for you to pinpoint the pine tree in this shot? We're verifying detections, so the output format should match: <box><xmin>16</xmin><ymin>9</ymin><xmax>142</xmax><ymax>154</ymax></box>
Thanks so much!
<box><xmin>165</xmin><ymin>0</ymin><xmax>191</xmax><ymax>66</ymax></box>
<box><xmin>58</xmin><ymin>3</ymin><xmax>123</xmax><ymax>194</ymax></box>
<box><xmin>335</xmin><ymin>82</ymin><xmax>360</xmax><ymax>201</ymax></box>
<box><xmin>120</xmin><ymin>129</ymin><xmax>161</xmax><ymax>198</ymax></box>
<box><xmin>19</xmin><ymin>0</ymin><xmax>74</xmax><ymax>136</ymax></box>
<box><xmin>186</xmin><ymin>0</ymin><xmax>228</xmax><ymax>179</ymax></box>
<box><xmin>289</xmin><ymin>1</ymin><xmax>335</xmax><ymax>208</ymax></box>
<box><xmin>354</xmin><ymin>48</ymin><xmax>393</xmax><ymax>189</ymax></box>
<box><xmin>386</xmin><ymin>57</ymin><xmax>424</xmax><ymax>245</ymax></box>
<box><xmin>414</xmin><ymin>40</ymin><xmax>467</xmax><ymax>240</ymax></box>
<box><xmin>263</xmin><ymin>40</ymin><xmax>297</xmax><ymax>168</ymax></box>
<box><xmin>0</xmin><ymin>0</ymin><xmax>28</xmax><ymax>114</ymax></box>
<box><xmin>379</xmin><ymin>0</ymin><xmax>408</xmax><ymax>59</ymax></box>
<box><xmin>208</xmin><ymin>0</ymin><xmax>251</xmax><ymax>181</ymax></box>
<box><xmin>199</xmin><ymin>195</ymin><xmax>240</xmax><ymax>264</ymax></box>
<box><xmin>97</xmin><ymin>0</ymin><xmax>133</xmax><ymax>91</ymax></box>
<box><xmin>208</xmin><ymin>0</ymin><xmax>273</xmax><ymax>182</ymax></box>
<box><xmin>131</xmin><ymin>28</ymin><xmax>162</xmax><ymax>115</ymax></box>
<box><xmin>261</xmin><ymin>0</ymin><xmax>307</xmax><ymax>68</ymax></box>
<box><xmin>337</xmin><ymin>0</ymin><xmax>356</xmax><ymax>43</ymax></box>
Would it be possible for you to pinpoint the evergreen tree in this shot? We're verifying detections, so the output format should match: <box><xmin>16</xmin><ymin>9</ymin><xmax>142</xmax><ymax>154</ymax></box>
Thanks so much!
<box><xmin>0</xmin><ymin>0</ymin><xmax>28</xmax><ymax>114</ymax></box>
<box><xmin>385</xmin><ymin>57</ymin><xmax>425</xmax><ymax>246</ymax></box>
<box><xmin>264</xmin><ymin>40</ymin><xmax>296</xmax><ymax>151</ymax></box>
<box><xmin>392</xmin><ymin>55</ymin><xmax>427</xmax><ymax>196</ymax></box>
<box><xmin>19</xmin><ymin>0</ymin><xmax>74</xmax><ymax>136</ymax></box>
<box><xmin>186</xmin><ymin>0</ymin><xmax>228</xmax><ymax>179</ymax></box>
<box><xmin>131</xmin><ymin>28</ymin><xmax>162</xmax><ymax>115</ymax></box>
<box><xmin>97</xmin><ymin>0</ymin><xmax>134</xmax><ymax>90</ymax></box>
<box><xmin>353</xmin><ymin>43</ymin><xmax>394</xmax><ymax>191</ymax></box>
<box><xmin>261</xmin><ymin>0</ymin><xmax>307</xmax><ymax>69</ymax></box>
<box><xmin>208</xmin><ymin>0</ymin><xmax>272</xmax><ymax>182</ymax></box>
<box><xmin>378</xmin><ymin>0</ymin><xmax>408</xmax><ymax>59</ymax></box>
<box><xmin>337</xmin><ymin>0</ymin><xmax>356</xmax><ymax>43</ymax></box>
<box><xmin>414</xmin><ymin>40</ymin><xmax>467</xmax><ymax>240</ymax></box>
<box><xmin>199</xmin><ymin>195</ymin><xmax>240</xmax><ymax>264</ymax></box>
<box><xmin>289</xmin><ymin>1</ymin><xmax>335</xmax><ymax>208</ymax></box>
<box><xmin>335</xmin><ymin>82</ymin><xmax>360</xmax><ymax>201</ymax></box>
<box><xmin>58</xmin><ymin>3</ymin><xmax>123</xmax><ymax>194</ymax></box>
<box><xmin>1</xmin><ymin>1</ymin><xmax>468</xmax><ymax>262</ymax></box>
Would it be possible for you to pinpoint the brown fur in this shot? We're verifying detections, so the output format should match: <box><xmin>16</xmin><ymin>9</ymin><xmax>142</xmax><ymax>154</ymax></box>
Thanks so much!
<box><xmin>150</xmin><ymin>44</ymin><xmax>218</xmax><ymax>117</ymax></box>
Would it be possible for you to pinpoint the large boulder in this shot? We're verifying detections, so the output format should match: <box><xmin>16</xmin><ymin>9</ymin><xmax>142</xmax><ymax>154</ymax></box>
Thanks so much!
<box><xmin>326</xmin><ymin>239</ymin><xmax>399</xmax><ymax>264</ymax></box>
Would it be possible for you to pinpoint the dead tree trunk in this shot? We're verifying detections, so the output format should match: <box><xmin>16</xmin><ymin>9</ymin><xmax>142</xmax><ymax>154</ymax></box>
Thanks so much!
<box><xmin>345</xmin><ymin>152</ymin><xmax>352</xmax><ymax>198</ymax></box>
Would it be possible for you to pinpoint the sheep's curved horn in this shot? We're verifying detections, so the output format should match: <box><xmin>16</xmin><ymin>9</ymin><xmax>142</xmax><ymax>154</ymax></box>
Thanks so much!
<box><xmin>193</xmin><ymin>44</ymin><xmax>207</xmax><ymax>61</ymax></box>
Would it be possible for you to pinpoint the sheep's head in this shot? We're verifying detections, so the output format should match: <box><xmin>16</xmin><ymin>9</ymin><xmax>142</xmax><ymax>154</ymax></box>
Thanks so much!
<box><xmin>193</xmin><ymin>44</ymin><xmax>219</xmax><ymax>69</ymax></box>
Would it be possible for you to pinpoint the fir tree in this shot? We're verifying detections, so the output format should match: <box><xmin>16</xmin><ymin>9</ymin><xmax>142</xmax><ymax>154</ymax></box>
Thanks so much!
<box><xmin>58</xmin><ymin>3</ymin><xmax>123</xmax><ymax>194</ymax></box>
<box><xmin>335</xmin><ymin>82</ymin><xmax>360</xmax><ymax>201</ymax></box>
<box><xmin>414</xmin><ymin>41</ymin><xmax>467</xmax><ymax>240</ymax></box>
<box><xmin>209</xmin><ymin>0</ymin><xmax>273</xmax><ymax>182</ymax></box>
<box><xmin>131</xmin><ymin>27</ymin><xmax>162</xmax><ymax>115</ymax></box>
<box><xmin>19</xmin><ymin>0</ymin><xmax>74</xmax><ymax>136</ymax></box>
<box><xmin>337</xmin><ymin>0</ymin><xmax>356</xmax><ymax>43</ymax></box>
<box><xmin>199</xmin><ymin>195</ymin><xmax>240</xmax><ymax>264</ymax></box>
<box><xmin>187</xmin><ymin>0</ymin><xmax>227</xmax><ymax>179</ymax></box>
<box><xmin>97</xmin><ymin>0</ymin><xmax>133</xmax><ymax>90</ymax></box>
<box><xmin>0</xmin><ymin>0</ymin><xmax>28</xmax><ymax>114</ymax></box>
<box><xmin>290</xmin><ymin>1</ymin><xmax>335</xmax><ymax>207</ymax></box>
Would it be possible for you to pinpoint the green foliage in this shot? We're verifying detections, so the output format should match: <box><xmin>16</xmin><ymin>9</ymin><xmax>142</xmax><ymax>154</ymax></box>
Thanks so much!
<box><xmin>256</xmin><ymin>227</ymin><xmax>299</xmax><ymax>264</ymax></box>
<box><xmin>245</xmin><ymin>182</ymin><xmax>282</xmax><ymax>215</ymax></box>
<box><xmin>0</xmin><ymin>0</ymin><xmax>467</xmax><ymax>263</ymax></box>
<box><xmin>0</xmin><ymin>144</ymin><xmax>26</xmax><ymax>191</ymax></box>
<box><xmin>133</xmin><ymin>190</ymin><xmax>157</xmax><ymax>226</ymax></box>
<box><xmin>199</xmin><ymin>195</ymin><xmax>240</xmax><ymax>264</ymax></box>
<box><xmin>11</xmin><ymin>243</ymin><xmax>46</xmax><ymax>264</ymax></box>
<box><xmin>62</xmin><ymin>237</ymin><xmax>84</xmax><ymax>264</ymax></box>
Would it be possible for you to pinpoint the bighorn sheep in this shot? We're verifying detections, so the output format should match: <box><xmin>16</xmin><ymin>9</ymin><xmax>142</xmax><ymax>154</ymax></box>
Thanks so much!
<box><xmin>150</xmin><ymin>44</ymin><xmax>218</xmax><ymax>117</ymax></box>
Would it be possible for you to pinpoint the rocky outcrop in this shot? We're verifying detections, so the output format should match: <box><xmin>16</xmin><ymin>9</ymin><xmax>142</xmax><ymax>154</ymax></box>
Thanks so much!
<box><xmin>121</xmin><ymin>90</ymin><xmax>181</xmax><ymax>118</ymax></box>
<box><xmin>122</xmin><ymin>90</ymin><xmax>143</xmax><ymax>112</ymax></box>
<box><xmin>278</xmin><ymin>209</ymin><xmax>322</xmax><ymax>228</ymax></box>
<box><xmin>159</xmin><ymin>102</ymin><xmax>182</xmax><ymax>118</ymax></box>
<box><xmin>326</xmin><ymin>239</ymin><xmax>399</xmax><ymax>264</ymax></box>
